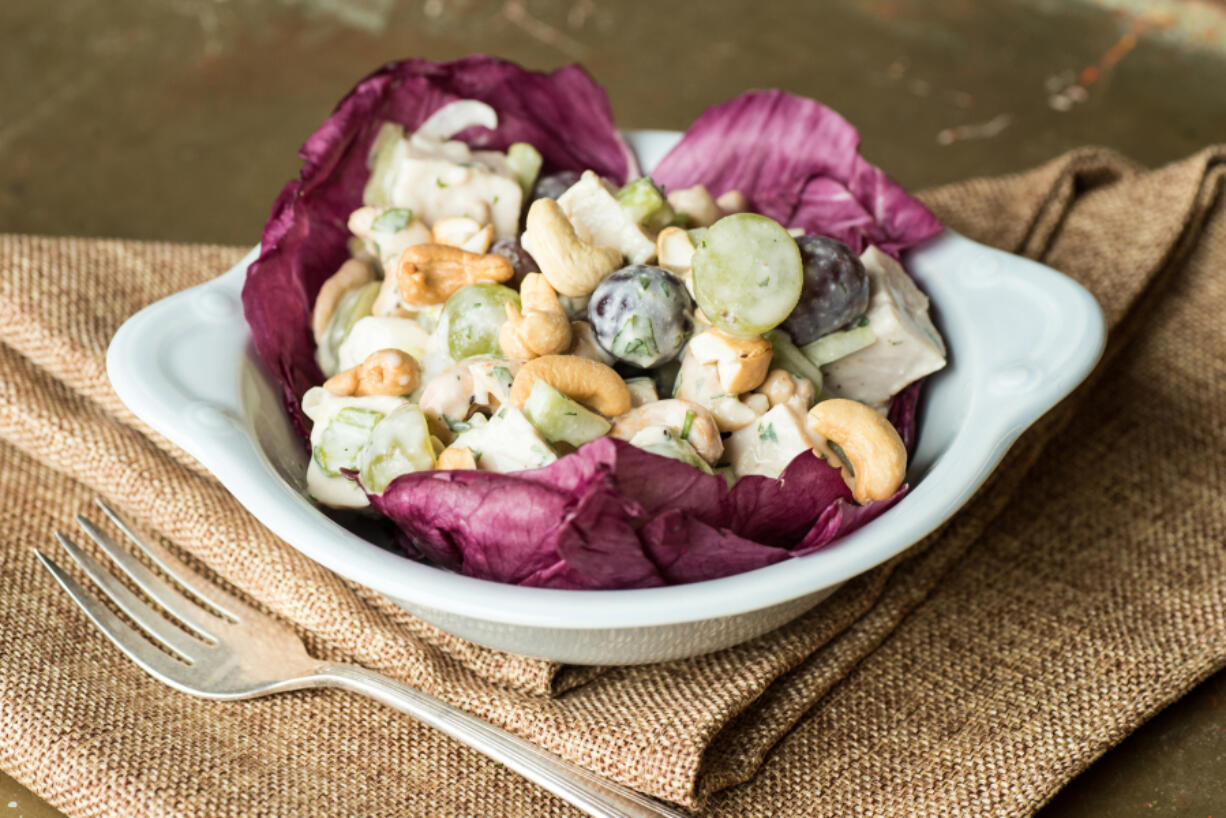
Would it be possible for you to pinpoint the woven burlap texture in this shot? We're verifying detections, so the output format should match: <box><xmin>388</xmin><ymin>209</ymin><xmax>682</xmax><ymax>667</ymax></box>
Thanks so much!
<box><xmin>0</xmin><ymin>145</ymin><xmax>1223</xmax><ymax>816</ymax></box>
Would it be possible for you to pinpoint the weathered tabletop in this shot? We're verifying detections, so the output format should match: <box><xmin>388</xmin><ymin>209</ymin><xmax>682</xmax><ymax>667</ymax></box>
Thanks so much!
<box><xmin>3</xmin><ymin>0</ymin><xmax>1226</xmax><ymax>815</ymax></box>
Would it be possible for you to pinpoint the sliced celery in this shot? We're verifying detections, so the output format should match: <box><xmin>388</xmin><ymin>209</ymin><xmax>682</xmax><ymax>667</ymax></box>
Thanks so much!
<box><xmin>616</xmin><ymin>177</ymin><xmax>675</xmax><ymax>229</ymax></box>
<box><xmin>357</xmin><ymin>405</ymin><xmax>436</xmax><ymax>493</ymax></box>
<box><xmin>522</xmin><ymin>380</ymin><xmax>611</xmax><ymax>448</ymax></box>
<box><xmin>314</xmin><ymin>407</ymin><xmax>384</xmax><ymax>477</ymax></box>
<box><xmin>363</xmin><ymin>122</ymin><xmax>405</xmax><ymax>207</ymax></box>
<box><xmin>507</xmin><ymin>142</ymin><xmax>543</xmax><ymax>196</ymax></box>
<box><xmin>765</xmin><ymin>329</ymin><xmax>824</xmax><ymax>392</ymax></box>
<box><xmin>316</xmin><ymin>281</ymin><xmax>381</xmax><ymax>376</ymax></box>
<box><xmin>629</xmin><ymin>427</ymin><xmax>713</xmax><ymax>474</ymax></box>
<box><xmin>802</xmin><ymin>323</ymin><xmax>876</xmax><ymax>367</ymax></box>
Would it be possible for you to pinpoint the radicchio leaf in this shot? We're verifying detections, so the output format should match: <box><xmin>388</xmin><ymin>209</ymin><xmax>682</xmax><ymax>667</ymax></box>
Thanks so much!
<box><xmin>650</xmin><ymin>90</ymin><xmax>943</xmax><ymax>257</ymax></box>
<box><xmin>368</xmin><ymin>439</ymin><xmax>904</xmax><ymax>589</ymax></box>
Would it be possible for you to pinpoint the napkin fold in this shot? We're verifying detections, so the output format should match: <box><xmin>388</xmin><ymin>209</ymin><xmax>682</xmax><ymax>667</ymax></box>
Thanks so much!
<box><xmin>0</xmin><ymin>145</ymin><xmax>1223</xmax><ymax>816</ymax></box>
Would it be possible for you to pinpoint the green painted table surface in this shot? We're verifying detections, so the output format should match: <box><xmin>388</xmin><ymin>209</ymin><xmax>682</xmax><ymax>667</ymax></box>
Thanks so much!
<box><xmin>4</xmin><ymin>0</ymin><xmax>1226</xmax><ymax>814</ymax></box>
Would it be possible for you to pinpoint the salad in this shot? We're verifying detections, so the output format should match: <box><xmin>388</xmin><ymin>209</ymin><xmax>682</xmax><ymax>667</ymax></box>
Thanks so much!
<box><xmin>243</xmin><ymin>57</ymin><xmax>947</xmax><ymax>589</ymax></box>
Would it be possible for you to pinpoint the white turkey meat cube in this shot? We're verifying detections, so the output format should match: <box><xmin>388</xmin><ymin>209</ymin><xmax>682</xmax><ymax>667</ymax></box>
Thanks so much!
<box><xmin>724</xmin><ymin>404</ymin><xmax>815</xmax><ymax>479</ymax></box>
<box><xmin>371</xmin><ymin>126</ymin><xmax>523</xmax><ymax>238</ymax></box>
<box><xmin>450</xmin><ymin>407</ymin><xmax>558</xmax><ymax>473</ymax></box>
<box><xmin>821</xmin><ymin>245</ymin><xmax>947</xmax><ymax>410</ymax></box>
<box><xmin>555</xmin><ymin>170</ymin><xmax>656</xmax><ymax>264</ymax></box>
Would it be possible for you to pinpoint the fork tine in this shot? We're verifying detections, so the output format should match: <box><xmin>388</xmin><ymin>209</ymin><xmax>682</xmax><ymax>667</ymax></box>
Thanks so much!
<box><xmin>91</xmin><ymin>500</ymin><xmax>241</xmax><ymax>622</ymax></box>
<box><xmin>53</xmin><ymin>532</ymin><xmax>207</xmax><ymax>662</ymax></box>
<box><xmin>35</xmin><ymin>548</ymin><xmax>203</xmax><ymax>690</ymax></box>
<box><xmin>74</xmin><ymin>514</ymin><xmax>225</xmax><ymax>639</ymax></box>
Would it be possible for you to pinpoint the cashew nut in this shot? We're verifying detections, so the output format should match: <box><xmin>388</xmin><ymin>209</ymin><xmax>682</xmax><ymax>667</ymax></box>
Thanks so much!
<box><xmin>396</xmin><ymin>243</ymin><xmax>514</xmax><ymax>307</ymax></box>
<box><xmin>431</xmin><ymin>216</ymin><xmax>494</xmax><ymax>254</ymax></box>
<box><xmin>667</xmin><ymin>185</ymin><xmax>723</xmax><ymax>228</ymax></box>
<box><xmin>312</xmin><ymin>258</ymin><xmax>375</xmax><ymax>343</ymax></box>
<box><xmin>807</xmin><ymin>398</ymin><xmax>906</xmax><ymax>504</ymax></box>
<box><xmin>715</xmin><ymin>190</ymin><xmax>749</xmax><ymax>214</ymax></box>
<box><xmin>510</xmin><ymin>354</ymin><xmax>631</xmax><ymax>418</ymax></box>
<box><xmin>687</xmin><ymin>329</ymin><xmax>773</xmax><ymax>393</ymax></box>
<box><xmin>323</xmin><ymin>348</ymin><xmax>422</xmax><ymax>397</ymax></box>
<box><xmin>655</xmin><ymin>226</ymin><xmax>696</xmax><ymax>276</ymax></box>
<box><xmin>437</xmin><ymin>447</ymin><xmax>477</xmax><ymax>470</ymax></box>
<box><xmin>498</xmin><ymin>273</ymin><xmax>573</xmax><ymax>359</ymax></box>
<box><xmin>741</xmin><ymin>392</ymin><xmax>770</xmax><ymax>416</ymax></box>
<box><xmin>521</xmin><ymin>198</ymin><xmax>623</xmax><ymax>298</ymax></box>
<box><xmin>755</xmin><ymin>368</ymin><xmax>816</xmax><ymax>415</ymax></box>
<box><xmin>610</xmin><ymin>399</ymin><xmax>722</xmax><ymax>464</ymax></box>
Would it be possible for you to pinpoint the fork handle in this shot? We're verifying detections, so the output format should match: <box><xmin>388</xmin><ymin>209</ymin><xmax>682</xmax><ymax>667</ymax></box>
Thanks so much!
<box><xmin>311</xmin><ymin>663</ymin><xmax>688</xmax><ymax>818</ymax></box>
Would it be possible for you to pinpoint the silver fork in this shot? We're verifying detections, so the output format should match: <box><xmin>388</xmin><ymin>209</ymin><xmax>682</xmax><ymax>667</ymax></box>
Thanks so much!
<box><xmin>35</xmin><ymin>500</ymin><xmax>687</xmax><ymax>818</ymax></box>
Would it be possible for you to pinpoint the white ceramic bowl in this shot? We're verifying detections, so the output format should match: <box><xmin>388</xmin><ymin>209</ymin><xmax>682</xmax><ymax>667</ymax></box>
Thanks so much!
<box><xmin>107</xmin><ymin>131</ymin><xmax>1105</xmax><ymax>665</ymax></box>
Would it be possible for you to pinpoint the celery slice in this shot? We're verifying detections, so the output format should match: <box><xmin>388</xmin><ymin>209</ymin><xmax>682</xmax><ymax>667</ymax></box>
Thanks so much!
<box><xmin>629</xmin><ymin>427</ymin><xmax>713</xmax><ymax>474</ymax></box>
<box><xmin>363</xmin><ymin>122</ymin><xmax>405</xmax><ymax>207</ymax></box>
<box><xmin>802</xmin><ymin>323</ymin><xmax>876</xmax><ymax>367</ymax></box>
<box><xmin>522</xmin><ymin>380</ymin><xmax>611</xmax><ymax>448</ymax></box>
<box><xmin>507</xmin><ymin>142</ymin><xmax>543</xmax><ymax>196</ymax></box>
<box><xmin>316</xmin><ymin>281</ymin><xmax>381</xmax><ymax>376</ymax></box>
<box><xmin>314</xmin><ymin>407</ymin><xmax>384</xmax><ymax>477</ymax></box>
<box><xmin>765</xmin><ymin>329</ymin><xmax>824</xmax><ymax>392</ymax></box>
<box><xmin>616</xmin><ymin>177</ymin><xmax>675</xmax><ymax>229</ymax></box>
<box><xmin>357</xmin><ymin>405</ymin><xmax>435</xmax><ymax>493</ymax></box>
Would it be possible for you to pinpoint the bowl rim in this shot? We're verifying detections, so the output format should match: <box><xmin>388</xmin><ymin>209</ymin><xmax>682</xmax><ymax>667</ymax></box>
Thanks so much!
<box><xmin>106</xmin><ymin>129</ymin><xmax>1107</xmax><ymax>631</ymax></box>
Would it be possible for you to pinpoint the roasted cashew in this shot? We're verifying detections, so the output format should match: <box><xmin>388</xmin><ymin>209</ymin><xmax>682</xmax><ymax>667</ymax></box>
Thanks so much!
<box><xmin>715</xmin><ymin>190</ymin><xmax>749</xmax><ymax>214</ymax></box>
<box><xmin>741</xmin><ymin>392</ymin><xmax>770</xmax><ymax>415</ymax></box>
<box><xmin>667</xmin><ymin>184</ymin><xmax>723</xmax><ymax>228</ymax></box>
<box><xmin>510</xmin><ymin>354</ymin><xmax>631</xmax><ymax>418</ymax></box>
<box><xmin>323</xmin><ymin>348</ymin><xmax>422</xmax><ymax>397</ymax></box>
<box><xmin>755</xmin><ymin>369</ymin><xmax>816</xmax><ymax>414</ymax></box>
<box><xmin>655</xmin><ymin>226</ymin><xmax>696</xmax><ymax>276</ymax></box>
<box><xmin>437</xmin><ymin>447</ymin><xmax>477</xmax><ymax>470</ymax></box>
<box><xmin>431</xmin><ymin>216</ymin><xmax>494</xmax><ymax>254</ymax></box>
<box><xmin>610</xmin><ymin>399</ymin><xmax>722</xmax><ymax>464</ymax></box>
<box><xmin>498</xmin><ymin>273</ymin><xmax>573</xmax><ymax>359</ymax></box>
<box><xmin>312</xmin><ymin>258</ymin><xmax>375</xmax><ymax>343</ymax></box>
<box><xmin>396</xmin><ymin>243</ymin><xmax>513</xmax><ymax>307</ymax></box>
<box><xmin>687</xmin><ymin>329</ymin><xmax>773</xmax><ymax>394</ymax></box>
<box><xmin>807</xmin><ymin>398</ymin><xmax>906</xmax><ymax>504</ymax></box>
<box><xmin>521</xmin><ymin>198</ymin><xmax>623</xmax><ymax>298</ymax></box>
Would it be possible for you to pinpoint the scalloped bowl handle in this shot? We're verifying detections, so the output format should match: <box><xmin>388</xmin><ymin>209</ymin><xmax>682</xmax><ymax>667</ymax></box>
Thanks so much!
<box><xmin>106</xmin><ymin>247</ymin><xmax>260</xmax><ymax>466</ymax></box>
<box><xmin>905</xmin><ymin>231</ymin><xmax>1106</xmax><ymax>489</ymax></box>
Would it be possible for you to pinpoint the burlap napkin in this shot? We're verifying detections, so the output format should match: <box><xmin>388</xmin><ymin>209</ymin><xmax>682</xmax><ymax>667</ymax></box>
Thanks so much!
<box><xmin>1</xmin><ymin>145</ymin><xmax>1223</xmax><ymax>816</ymax></box>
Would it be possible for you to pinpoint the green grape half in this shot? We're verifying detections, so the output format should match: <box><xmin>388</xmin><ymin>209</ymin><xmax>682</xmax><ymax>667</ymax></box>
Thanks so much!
<box><xmin>438</xmin><ymin>282</ymin><xmax>521</xmax><ymax>360</ymax></box>
<box><xmin>691</xmin><ymin>213</ymin><xmax>803</xmax><ymax>337</ymax></box>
